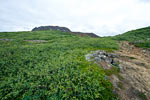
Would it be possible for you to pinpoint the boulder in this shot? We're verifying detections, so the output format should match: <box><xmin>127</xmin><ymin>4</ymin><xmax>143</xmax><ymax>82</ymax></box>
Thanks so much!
<box><xmin>85</xmin><ymin>50</ymin><xmax>119</xmax><ymax>69</ymax></box>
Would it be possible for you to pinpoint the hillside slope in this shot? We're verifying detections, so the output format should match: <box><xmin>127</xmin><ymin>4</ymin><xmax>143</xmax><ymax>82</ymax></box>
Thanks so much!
<box><xmin>85</xmin><ymin>27</ymin><xmax>150</xmax><ymax>100</ymax></box>
<box><xmin>110</xmin><ymin>27</ymin><xmax>150</xmax><ymax>100</ymax></box>
<box><xmin>0</xmin><ymin>26</ymin><xmax>150</xmax><ymax>100</ymax></box>
<box><xmin>115</xmin><ymin>42</ymin><xmax>150</xmax><ymax>100</ymax></box>
<box><xmin>0</xmin><ymin>30</ymin><xmax>118</xmax><ymax>100</ymax></box>
<box><xmin>114</xmin><ymin>26</ymin><xmax>150</xmax><ymax>41</ymax></box>
<box><xmin>113</xmin><ymin>26</ymin><xmax>150</xmax><ymax>48</ymax></box>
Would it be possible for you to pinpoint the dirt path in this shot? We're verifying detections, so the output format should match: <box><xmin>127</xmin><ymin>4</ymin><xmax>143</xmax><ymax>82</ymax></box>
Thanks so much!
<box><xmin>114</xmin><ymin>41</ymin><xmax>150</xmax><ymax>100</ymax></box>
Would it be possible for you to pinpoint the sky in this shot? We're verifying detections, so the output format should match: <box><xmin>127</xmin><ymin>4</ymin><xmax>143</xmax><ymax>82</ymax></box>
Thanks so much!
<box><xmin>0</xmin><ymin>0</ymin><xmax>150</xmax><ymax>36</ymax></box>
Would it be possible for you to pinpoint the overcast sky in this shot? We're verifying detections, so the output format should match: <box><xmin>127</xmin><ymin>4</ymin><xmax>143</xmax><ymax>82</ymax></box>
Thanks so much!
<box><xmin>0</xmin><ymin>0</ymin><xmax>150</xmax><ymax>36</ymax></box>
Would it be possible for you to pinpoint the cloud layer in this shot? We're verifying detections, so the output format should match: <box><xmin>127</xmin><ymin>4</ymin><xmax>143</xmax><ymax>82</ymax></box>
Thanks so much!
<box><xmin>0</xmin><ymin>0</ymin><xmax>150</xmax><ymax>36</ymax></box>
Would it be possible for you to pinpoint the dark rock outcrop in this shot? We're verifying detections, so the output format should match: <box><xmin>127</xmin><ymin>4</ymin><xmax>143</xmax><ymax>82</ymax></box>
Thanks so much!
<box><xmin>32</xmin><ymin>25</ymin><xmax>99</xmax><ymax>38</ymax></box>
<box><xmin>85</xmin><ymin>50</ymin><xmax>119</xmax><ymax>69</ymax></box>
<box><xmin>32</xmin><ymin>26</ymin><xmax>71</xmax><ymax>32</ymax></box>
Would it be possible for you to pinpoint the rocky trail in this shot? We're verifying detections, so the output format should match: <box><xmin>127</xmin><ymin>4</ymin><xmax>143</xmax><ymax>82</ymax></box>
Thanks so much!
<box><xmin>114</xmin><ymin>41</ymin><xmax>150</xmax><ymax>100</ymax></box>
<box><xmin>86</xmin><ymin>41</ymin><xmax>150</xmax><ymax>100</ymax></box>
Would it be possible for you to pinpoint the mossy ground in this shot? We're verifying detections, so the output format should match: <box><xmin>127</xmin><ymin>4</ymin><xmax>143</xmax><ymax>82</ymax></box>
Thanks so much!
<box><xmin>112</xmin><ymin>26</ymin><xmax>150</xmax><ymax>48</ymax></box>
<box><xmin>0</xmin><ymin>30</ymin><xmax>119</xmax><ymax>100</ymax></box>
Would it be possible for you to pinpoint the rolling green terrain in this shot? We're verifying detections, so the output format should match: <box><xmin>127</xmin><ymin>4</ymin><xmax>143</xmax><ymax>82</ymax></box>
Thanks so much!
<box><xmin>0</xmin><ymin>26</ymin><xmax>150</xmax><ymax>100</ymax></box>
<box><xmin>113</xmin><ymin>26</ymin><xmax>150</xmax><ymax>48</ymax></box>
<box><xmin>0</xmin><ymin>31</ymin><xmax>119</xmax><ymax>100</ymax></box>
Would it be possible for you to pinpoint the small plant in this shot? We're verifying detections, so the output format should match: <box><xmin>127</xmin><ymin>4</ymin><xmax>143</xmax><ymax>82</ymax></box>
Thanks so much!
<box><xmin>129</xmin><ymin>56</ymin><xmax>136</xmax><ymax>60</ymax></box>
<box><xmin>104</xmin><ymin>66</ymin><xmax>120</xmax><ymax>76</ymax></box>
<box><xmin>138</xmin><ymin>92</ymin><xmax>148</xmax><ymax>100</ymax></box>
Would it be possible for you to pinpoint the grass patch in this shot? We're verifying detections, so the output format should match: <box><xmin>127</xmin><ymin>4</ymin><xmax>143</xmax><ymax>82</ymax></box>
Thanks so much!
<box><xmin>113</xmin><ymin>27</ymin><xmax>150</xmax><ymax>42</ymax></box>
<box><xmin>104</xmin><ymin>66</ymin><xmax>120</xmax><ymax>76</ymax></box>
<box><xmin>104</xmin><ymin>66</ymin><xmax>124</xmax><ymax>81</ymax></box>
<box><xmin>111</xmin><ymin>26</ymin><xmax>150</xmax><ymax>49</ymax></box>
<box><xmin>134</xmin><ymin>41</ymin><xmax>150</xmax><ymax>48</ymax></box>
<box><xmin>0</xmin><ymin>30</ymin><xmax>119</xmax><ymax>100</ymax></box>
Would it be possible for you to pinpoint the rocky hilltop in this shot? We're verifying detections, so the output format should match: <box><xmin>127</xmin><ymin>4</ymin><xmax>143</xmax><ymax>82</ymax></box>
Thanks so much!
<box><xmin>32</xmin><ymin>25</ymin><xmax>99</xmax><ymax>37</ymax></box>
<box><xmin>32</xmin><ymin>26</ymin><xmax>71</xmax><ymax>32</ymax></box>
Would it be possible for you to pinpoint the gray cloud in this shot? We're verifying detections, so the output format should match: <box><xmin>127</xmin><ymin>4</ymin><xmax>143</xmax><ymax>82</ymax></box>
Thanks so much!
<box><xmin>0</xmin><ymin>0</ymin><xmax>150</xmax><ymax>36</ymax></box>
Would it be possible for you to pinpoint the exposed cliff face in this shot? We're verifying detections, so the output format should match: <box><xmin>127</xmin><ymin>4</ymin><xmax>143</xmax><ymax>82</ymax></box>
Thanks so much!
<box><xmin>32</xmin><ymin>26</ymin><xmax>71</xmax><ymax>32</ymax></box>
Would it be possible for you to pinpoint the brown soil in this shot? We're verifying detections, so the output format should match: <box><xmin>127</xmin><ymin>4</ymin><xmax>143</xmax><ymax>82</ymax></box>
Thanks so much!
<box><xmin>114</xmin><ymin>41</ymin><xmax>150</xmax><ymax>100</ymax></box>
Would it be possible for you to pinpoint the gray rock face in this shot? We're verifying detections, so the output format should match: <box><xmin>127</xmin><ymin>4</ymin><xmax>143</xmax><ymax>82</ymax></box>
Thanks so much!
<box><xmin>85</xmin><ymin>50</ymin><xmax>119</xmax><ymax>69</ymax></box>
<box><xmin>32</xmin><ymin>26</ymin><xmax>71</xmax><ymax>32</ymax></box>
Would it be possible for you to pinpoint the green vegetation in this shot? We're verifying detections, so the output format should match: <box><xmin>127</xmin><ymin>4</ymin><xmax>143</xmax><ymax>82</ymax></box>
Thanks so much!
<box><xmin>0</xmin><ymin>30</ymin><xmax>119</xmax><ymax>100</ymax></box>
<box><xmin>114</xmin><ymin>27</ymin><xmax>150</xmax><ymax>41</ymax></box>
<box><xmin>132</xmin><ymin>41</ymin><xmax>150</xmax><ymax>48</ymax></box>
<box><xmin>104</xmin><ymin>65</ymin><xmax>123</xmax><ymax>81</ymax></box>
<box><xmin>113</xmin><ymin>26</ymin><xmax>150</xmax><ymax>48</ymax></box>
<box><xmin>104</xmin><ymin>66</ymin><xmax>119</xmax><ymax>76</ymax></box>
<box><xmin>138</xmin><ymin>92</ymin><xmax>148</xmax><ymax>100</ymax></box>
